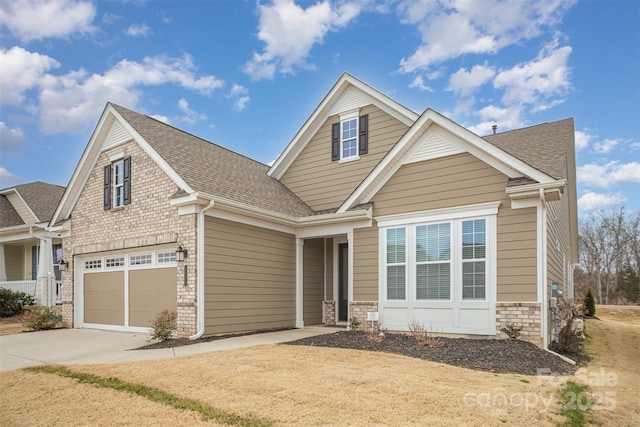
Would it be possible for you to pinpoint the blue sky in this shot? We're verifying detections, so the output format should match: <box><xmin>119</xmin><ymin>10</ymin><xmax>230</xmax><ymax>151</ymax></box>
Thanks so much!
<box><xmin>0</xmin><ymin>0</ymin><xmax>638</xmax><ymax>217</ymax></box>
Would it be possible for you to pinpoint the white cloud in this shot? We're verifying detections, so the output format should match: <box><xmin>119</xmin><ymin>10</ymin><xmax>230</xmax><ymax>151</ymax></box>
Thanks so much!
<box><xmin>125</xmin><ymin>23</ymin><xmax>151</xmax><ymax>37</ymax></box>
<box><xmin>102</xmin><ymin>12</ymin><xmax>121</xmax><ymax>25</ymax></box>
<box><xmin>0</xmin><ymin>122</ymin><xmax>26</xmax><ymax>153</ymax></box>
<box><xmin>577</xmin><ymin>161</ymin><xmax>640</xmax><ymax>188</ymax></box>
<box><xmin>150</xmin><ymin>114</ymin><xmax>170</xmax><ymax>124</ymax></box>
<box><xmin>0</xmin><ymin>167</ymin><xmax>19</xmax><ymax>187</ymax></box>
<box><xmin>226</xmin><ymin>84</ymin><xmax>250</xmax><ymax>112</ymax></box>
<box><xmin>493</xmin><ymin>38</ymin><xmax>572</xmax><ymax>109</ymax></box>
<box><xmin>0</xmin><ymin>46</ymin><xmax>60</xmax><ymax>106</ymax></box>
<box><xmin>397</xmin><ymin>0</ymin><xmax>576</xmax><ymax>73</ymax></box>
<box><xmin>574</xmin><ymin>130</ymin><xmax>594</xmax><ymax>151</ymax></box>
<box><xmin>447</xmin><ymin>63</ymin><xmax>495</xmax><ymax>97</ymax></box>
<box><xmin>243</xmin><ymin>0</ymin><xmax>361</xmax><ymax>80</ymax></box>
<box><xmin>39</xmin><ymin>54</ymin><xmax>224</xmax><ymax>133</ymax></box>
<box><xmin>408</xmin><ymin>75</ymin><xmax>433</xmax><ymax>92</ymax></box>
<box><xmin>593</xmin><ymin>138</ymin><xmax>619</xmax><ymax>154</ymax></box>
<box><xmin>578</xmin><ymin>191</ymin><xmax>626</xmax><ymax>211</ymax></box>
<box><xmin>177</xmin><ymin>98</ymin><xmax>207</xmax><ymax>124</ymax></box>
<box><xmin>0</xmin><ymin>0</ymin><xmax>96</xmax><ymax>42</ymax></box>
<box><xmin>468</xmin><ymin>104</ymin><xmax>524</xmax><ymax>135</ymax></box>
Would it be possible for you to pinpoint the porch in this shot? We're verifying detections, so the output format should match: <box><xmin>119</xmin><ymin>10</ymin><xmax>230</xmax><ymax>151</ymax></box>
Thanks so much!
<box><xmin>0</xmin><ymin>279</ymin><xmax>62</xmax><ymax>305</ymax></box>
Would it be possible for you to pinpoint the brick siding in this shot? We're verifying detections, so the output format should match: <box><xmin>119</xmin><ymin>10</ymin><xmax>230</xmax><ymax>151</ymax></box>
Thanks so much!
<box><xmin>496</xmin><ymin>302</ymin><xmax>541</xmax><ymax>344</ymax></box>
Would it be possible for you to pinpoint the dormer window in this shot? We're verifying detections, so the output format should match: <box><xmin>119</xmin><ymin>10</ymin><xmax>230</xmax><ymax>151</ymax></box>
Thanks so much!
<box><xmin>104</xmin><ymin>156</ymin><xmax>131</xmax><ymax>210</ymax></box>
<box><xmin>331</xmin><ymin>112</ymin><xmax>368</xmax><ymax>162</ymax></box>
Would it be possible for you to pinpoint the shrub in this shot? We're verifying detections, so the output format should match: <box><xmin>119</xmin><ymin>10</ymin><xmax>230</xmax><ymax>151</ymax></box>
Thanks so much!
<box><xmin>0</xmin><ymin>288</ymin><xmax>25</xmax><ymax>317</ymax></box>
<box><xmin>348</xmin><ymin>316</ymin><xmax>361</xmax><ymax>331</ymax></box>
<box><xmin>408</xmin><ymin>320</ymin><xmax>444</xmax><ymax>348</ymax></box>
<box><xmin>15</xmin><ymin>291</ymin><xmax>36</xmax><ymax>306</ymax></box>
<box><xmin>148</xmin><ymin>309</ymin><xmax>177</xmax><ymax>342</ymax></box>
<box><xmin>500</xmin><ymin>322</ymin><xmax>523</xmax><ymax>340</ymax></box>
<box><xmin>583</xmin><ymin>289</ymin><xmax>596</xmax><ymax>317</ymax></box>
<box><xmin>23</xmin><ymin>307</ymin><xmax>61</xmax><ymax>331</ymax></box>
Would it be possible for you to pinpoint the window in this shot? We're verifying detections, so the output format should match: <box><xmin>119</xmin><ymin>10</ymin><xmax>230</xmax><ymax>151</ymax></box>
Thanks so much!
<box><xmin>85</xmin><ymin>260</ymin><xmax>101</xmax><ymax>270</ymax></box>
<box><xmin>462</xmin><ymin>219</ymin><xmax>486</xmax><ymax>300</ymax></box>
<box><xmin>130</xmin><ymin>254</ymin><xmax>152</xmax><ymax>266</ymax></box>
<box><xmin>331</xmin><ymin>114</ymin><xmax>368</xmax><ymax>161</ymax></box>
<box><xmin>157</xmin><ymin>251</ymin><xmax>176</xmax><ymax>264</ymax></box>
<box><xmin>416</xmin><ymin>223</ymin><xmax>451</xmax><ymax>300</ymax></box>
<box><xmin>104</xmin><ymin>156</ymin><xmax>131</xmax><ymax>210</ymax></box>
<box><xmin>105</xmin><ymin>257</ymin><xmax>125</xmax><ymax>268</ymax></box>
<box><xmin>386</xmin><ymin>228</ymin><xmax>406</xmax><ymax>300</ymax></box>
<box><xmin>380</xmin><ymin>208</ymin><xmax>495</xmax><ymax>304</ymax></box>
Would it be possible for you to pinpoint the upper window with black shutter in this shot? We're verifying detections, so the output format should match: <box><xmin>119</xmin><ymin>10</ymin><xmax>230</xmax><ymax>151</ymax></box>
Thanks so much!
<box><xmin>103</xmin><ymin>155</ymin><xmax>131</xmax><ymax>210</ymax></box>
<box><xmin>331</xmin><ymin>112</ymin><xmax>369</xmax><ymax>162</ymax></box>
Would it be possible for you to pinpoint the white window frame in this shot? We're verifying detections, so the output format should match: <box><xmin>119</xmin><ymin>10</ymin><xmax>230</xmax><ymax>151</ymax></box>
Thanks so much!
<box><xmin>415</xmin><ymin>222</ymin><xmax>452</xmax><ymax>301</ymax></box>
<box><xmin>339</xmin><ymin>111</ymin><xmax>359</xmax><ymax>162</ymax></box>
<box><xmin>385</xmin><ymin>227</ymin><xmax>407</xmax><ymax>301</ymax></box>
<box><xmin>113</xmin><ymin>160</ymin><xmax>125</xmax><ymax>207</ymax></box>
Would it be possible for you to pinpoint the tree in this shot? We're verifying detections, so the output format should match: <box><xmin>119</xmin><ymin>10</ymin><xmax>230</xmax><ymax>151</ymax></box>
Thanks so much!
<box><xmin>618</xmin><ymin>265</ymin><xmax>640</xmax><ymax>304</ymax></box>
<box><xmin>584</xmin><ymin>289</ymin><xmax>596</xmax><ymax>316</ymax></box>
<box><xmin>579</xmin><ymin>207</ymin><xmax>639</xmax><ymax>305</ymax></box>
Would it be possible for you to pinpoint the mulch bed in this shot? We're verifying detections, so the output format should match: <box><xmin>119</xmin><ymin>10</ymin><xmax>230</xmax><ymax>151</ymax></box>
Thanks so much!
<box><xmin>286</xmin><ymin>331</ymin><xmax>580</xmax><ymax>376</ymax></box>
<box><xmin>138</xmin><ymin>327</ymin><xmax>294</xmax><ymax>350</ymax></box>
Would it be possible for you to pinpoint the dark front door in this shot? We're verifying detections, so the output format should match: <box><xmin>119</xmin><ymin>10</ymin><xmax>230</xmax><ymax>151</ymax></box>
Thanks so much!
<box><xmin>338</xmin><ymin>243</ymin><xmax>348</xmax><ymax>322</ymax></box>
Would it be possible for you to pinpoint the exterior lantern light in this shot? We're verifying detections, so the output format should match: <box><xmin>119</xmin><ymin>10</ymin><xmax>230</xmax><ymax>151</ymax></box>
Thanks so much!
<box><xmin>176</xmin><ymin>244</ymin><xmax>187</xmax><ymax>262</ymax></box>
<box><xmin>59</xmin><ymin>259</ymin><xmax>68</xmax><ymax>271</ymax></box>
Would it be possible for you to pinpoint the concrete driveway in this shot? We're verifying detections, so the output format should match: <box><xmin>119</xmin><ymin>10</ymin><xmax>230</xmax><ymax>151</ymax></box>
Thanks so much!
<box><xmin>0</xmin><ymin>327</ymin><xmax>340</xmax><ymax>372</ymax></box>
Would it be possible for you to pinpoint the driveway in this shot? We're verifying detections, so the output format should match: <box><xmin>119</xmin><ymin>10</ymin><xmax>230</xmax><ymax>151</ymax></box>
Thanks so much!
<box><xmin>0</xmin><ymin>326</ymin><xmax>340</xmax><ymax>372</ymax></box>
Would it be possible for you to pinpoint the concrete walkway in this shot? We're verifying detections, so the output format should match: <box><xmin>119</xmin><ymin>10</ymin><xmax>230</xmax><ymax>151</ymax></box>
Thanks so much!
<box><xmin>0</xmin><ymin>327</ymin><xmax>341</xmax><ymax>372</ymax></box>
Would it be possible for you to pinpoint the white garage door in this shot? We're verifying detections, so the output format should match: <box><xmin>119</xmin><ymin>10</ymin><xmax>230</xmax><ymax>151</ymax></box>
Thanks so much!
<box><xmin>78</xmin><ymin>246</ymin><xmax>177</xmax><ymax>333</ymax></box>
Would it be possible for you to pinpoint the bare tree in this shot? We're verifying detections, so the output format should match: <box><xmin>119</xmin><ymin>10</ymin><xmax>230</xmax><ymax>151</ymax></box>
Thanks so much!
<box><xmin>579</xmin><ymin>207</ymin><xmax>639</xmax><ymax>305</ymax></box>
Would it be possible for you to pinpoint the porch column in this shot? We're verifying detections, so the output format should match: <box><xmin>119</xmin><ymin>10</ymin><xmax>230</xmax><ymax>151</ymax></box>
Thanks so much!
<box><xmin>0</xmin><ymin>244</ymin><xmax>6</xmax><ymax>281</ymax></box>
<box><xmin>37</xmin><ymin>238</ymin><xmax>54</xmax><ymax>307</ymax></box>
<box><xmin>347</xmin><ymin>231</ymin><xmax>354</xmax><ymax>314</ymax></box>
<box><xmin>295</xmin><ymin>238</ymin><xmax>304</xmax><ymax>328</ymax></box>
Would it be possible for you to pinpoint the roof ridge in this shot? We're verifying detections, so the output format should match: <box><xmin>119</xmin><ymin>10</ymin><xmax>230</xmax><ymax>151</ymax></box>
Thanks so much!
<box><xmin>482</xmin><ymin>117</ymin><xmax>574</xmax><ymax>138</ymax></box>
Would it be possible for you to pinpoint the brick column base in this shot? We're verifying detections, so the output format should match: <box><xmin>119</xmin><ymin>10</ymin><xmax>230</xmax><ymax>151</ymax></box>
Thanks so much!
<box><xmin>496</xmin><ymin>302</ymin><xmax>542</xmax><ymax>344</ymax></box>
<box><xmin>348</xmin><ymin>301</ymin><xmax>378</xmax><ymax>330</ymax></box>
<box><xmin>323</xmin><ymin>300</ymin><xmax>336</xmax><ymax>325</ymax></box>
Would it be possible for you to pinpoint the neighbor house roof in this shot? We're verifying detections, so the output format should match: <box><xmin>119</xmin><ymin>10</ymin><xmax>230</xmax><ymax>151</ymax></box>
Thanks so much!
<box><xmin>0</xmin><ymin>181</ymin><xmax>65</xmax><ymax>227</ymax></box>
<box><xmin>111</xmin><ymin>104</ymin><xmax>315</xmax><ymax>218</ymax></box>
<box><xmin>483</xmin><ymin>118</ymin><xmax>574</xmax><ymax>181</ymax></box>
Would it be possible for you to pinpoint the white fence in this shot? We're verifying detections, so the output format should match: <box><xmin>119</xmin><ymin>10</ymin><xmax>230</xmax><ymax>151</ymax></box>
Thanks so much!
<box><xmin>0</xmin><ymin>280</ymin><xmax>37</xmax><ymax>298</ymax></box>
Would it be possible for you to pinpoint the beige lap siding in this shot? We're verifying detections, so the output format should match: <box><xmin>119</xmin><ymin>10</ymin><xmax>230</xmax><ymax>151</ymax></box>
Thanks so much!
<box><xmin>203</xmin><ymin>217</ymin><xmax>296</xmax><ymax>335</ymax></box>
<box><xmin>303</xmin><ymin>238</ymin><xmax>324</xmax><ymax>325</ymax></box>
<box><xmin>281</xmin><ymin>105</ymin><xmax>410</xmax><ymax>211</ymax></box>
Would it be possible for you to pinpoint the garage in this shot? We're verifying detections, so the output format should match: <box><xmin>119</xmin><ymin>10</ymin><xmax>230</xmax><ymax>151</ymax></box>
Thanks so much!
<box><xmin>78</xmin><ymin>246</ymin><xmax>177</xmax><ymax>332</ymax></box>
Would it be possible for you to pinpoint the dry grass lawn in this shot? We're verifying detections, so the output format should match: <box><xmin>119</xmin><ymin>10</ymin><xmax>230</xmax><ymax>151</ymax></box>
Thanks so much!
<box><xmin>1</xmin><ymin>304</ymin><xmax>638</xmax><ymax>426</ymax></box>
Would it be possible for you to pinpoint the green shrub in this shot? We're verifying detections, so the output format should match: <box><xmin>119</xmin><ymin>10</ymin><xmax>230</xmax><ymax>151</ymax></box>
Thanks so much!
<box><xmin>0</xmin><ymin>288</ymin><xmax>25</xmax><ymax>317</ymax></box>
<box><xmin>348</xmin><ymin>316</ymin><xmax>361</xmax><ymax>331</ymax></box>
<box><xmin>23</xmin><ymin>307</ymin><xmax>61</xmax><ymax>330</ymax></box>
<box><xmin>583</xmin><ymin>289</ymin><xmax>596</xmax><ymax>317</ymax></box>
<box><xmin>15</xmin><ymin>291</ymin><xmax>36</xmax><ymax>306</ymax></box>
<box><xmin>149</xmin><ymin>309</ymin><xmax>177</xmax><ymax>342</ymax></box>
<box><xmin>500</xmin><ymin>322</ymin><xmax>523</xmax><ymax>340</ymax></box>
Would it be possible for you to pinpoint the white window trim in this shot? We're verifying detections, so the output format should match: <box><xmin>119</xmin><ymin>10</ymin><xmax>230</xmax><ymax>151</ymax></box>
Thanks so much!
<box><xmin>339</xmin><ymin>110</ymin><xmax>360</xmax><ymax>162</ymax></box>
<box><xmin>377</xmin><ymin>203</ymin><xmax>498</xmax><ymax>334</ymax></box>
<box><xmin>113</xmin><ymin>159</ymin><xmax>125</xmax><ymax>208</ymax></box>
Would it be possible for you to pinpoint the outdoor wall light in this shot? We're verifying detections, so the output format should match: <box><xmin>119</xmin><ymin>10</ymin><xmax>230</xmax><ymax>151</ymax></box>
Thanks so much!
<box><xmin>59</xmin><ymin>259</ymin><xmax>68</xmax><ymax>271</ymax></box>
<box><xmin>176</xmin><ymin>244</ymin><xmax>187</xmax><ymax>262</ymax></box>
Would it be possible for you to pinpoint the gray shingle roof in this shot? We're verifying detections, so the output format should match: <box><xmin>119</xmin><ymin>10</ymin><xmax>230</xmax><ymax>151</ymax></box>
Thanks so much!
<box><xmin>0</xmin><ymin>182</ymin><xmax>65</xmax><ymax>227</ymax></box>
<box><xmin>0</xmin><ymin>195</ymin><xmax>23</xmax><ymax>227</ymax></box>
<box><xmin>483</xmin><ymin>118</ymin><xmax>574</xmax><ymax>180</ymax></box>
<box><xmin>111</xmin><ymin>104</ymin><xmax>314</xmax><ymax>218</ymax></box>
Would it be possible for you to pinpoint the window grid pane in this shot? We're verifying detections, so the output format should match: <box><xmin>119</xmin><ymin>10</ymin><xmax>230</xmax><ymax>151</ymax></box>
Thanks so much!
<box><xmin>113</xmin><ymin>161</ymin><xmax>124</xmax><ymax>207</ymax></box>
<box><xmin>130</xmin><ymin>254</ymin><xmax>152</xmax><ymax>266</ymax></box>
<box><xmin>387</xmin><ymin>265</ymin><xmax>406</xmax><ymax>300</ymax></box>
<box><xmin>462</xmin><ymin>261</ymin><xmax>486</xmax><ymax>300</ymax></box>
<box><xmin>157</xmin><ymin>251</ymin><xmax>176</xmax><ymax>263</ymax></box>
<box><xmin>417</xmin><ymin>263</ymin><xmax>451</xmax><ymax>299</ymax></box>
<box><xmin>462</xmin><ymin>219</ymin><xmax>486</xmax><ymax>260</ymax></box>
<box><xmin>341</xmin><ymin>118</ymin><xmax>358</xmax><ymax>158</ymax></box>
<box><xmin>386</xmin><ymin>228</ymin><xmax>406</xmax><ymax>300</ymax></box>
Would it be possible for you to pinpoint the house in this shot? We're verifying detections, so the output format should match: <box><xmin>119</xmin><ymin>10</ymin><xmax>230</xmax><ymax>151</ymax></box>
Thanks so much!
<box><xmin>0</xmin><ymin>181</ymin><xmax>66</xmax><ymax>306</ymax></box>
<box><xmin>50</xmin><ymin>73</ymin><xmax>577</xmax><ymax>348</ymax></box>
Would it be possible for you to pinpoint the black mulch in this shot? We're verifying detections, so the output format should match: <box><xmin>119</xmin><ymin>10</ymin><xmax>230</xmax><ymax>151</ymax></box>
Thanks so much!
<box><xmin>286</xmin><ymin>331</ymin><xmax>581</xmax><ymax>376</ymax></box>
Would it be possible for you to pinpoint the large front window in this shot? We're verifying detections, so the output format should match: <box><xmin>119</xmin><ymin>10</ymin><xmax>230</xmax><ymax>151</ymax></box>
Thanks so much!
<box><xmin>383</xmin><ymin>217</ymin><xmax>489</xmax><ymax>302</ymax></box>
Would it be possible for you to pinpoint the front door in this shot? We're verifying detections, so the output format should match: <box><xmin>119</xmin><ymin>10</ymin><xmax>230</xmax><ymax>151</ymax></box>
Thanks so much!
<box><xmin>338</xmin><ymin>243</ymin><xmax>348</xmax><ymax>322</ymax></box>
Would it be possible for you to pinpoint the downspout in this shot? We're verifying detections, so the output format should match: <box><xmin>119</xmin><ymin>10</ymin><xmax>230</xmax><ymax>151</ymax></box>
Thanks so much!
<box><xmin>539</xmin><ymin>188</ymin><xmax>548</xmax><ymax>350</ymax></box>
<box><xmin>189</xmin><ymin>200</ymin><xmax>215</xmax><ymax>340</ymax></box>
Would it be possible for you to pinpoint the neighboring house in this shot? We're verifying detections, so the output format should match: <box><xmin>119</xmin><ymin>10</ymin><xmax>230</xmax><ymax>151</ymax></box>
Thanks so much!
<box><xmin>0</xmin><ymin>181</ymin><xmax>66</xmax><ymax>306</ymax></box>
<box><xmin>51</xmin><ymin>73</ymin><xmax>577</xmax><ymax>348</ymax></box>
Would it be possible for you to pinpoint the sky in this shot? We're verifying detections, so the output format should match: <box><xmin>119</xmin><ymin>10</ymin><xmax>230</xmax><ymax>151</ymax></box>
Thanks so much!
<box><xmin>0</xmin><ymin>0</ymin><xmax>638</xmax><ymax>219</ymax></box>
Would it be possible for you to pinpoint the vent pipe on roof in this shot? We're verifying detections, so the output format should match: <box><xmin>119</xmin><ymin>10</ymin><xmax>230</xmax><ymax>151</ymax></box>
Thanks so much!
<box><xmin>492</xmin><ymin>124</ymin><xmax>497</xmax><ymax>135</ymax></box>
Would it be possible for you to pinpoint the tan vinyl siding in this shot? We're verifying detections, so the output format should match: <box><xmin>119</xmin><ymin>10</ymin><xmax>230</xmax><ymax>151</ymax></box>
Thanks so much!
<box><xmin>547</xmin><ymin>190</ymin><xmax>571</xmax><ymax>294</ymax></box>
<box><xmin>203</xmin><ymin>217</ymin><xmax>295</xmax><ymax>335</ymax></box>
<box><xmin>354</xmin><ymin>226</ymin><xmax>378</xmax><ymax>301</ymax></box>
<box><xmin>84</xmin><ymin>271</ymin><xmax>124</xmax><ymax>325</ymax></box>
<box><xmin>281</xmin><ymin>105</ymin><xmax>409</xmax><ymax>211</ymax></box>
<box><xmin>129</xmin><ymin>268</ymin><xmax>177</xmax><ymax>327</ymax></box>
<box><xmin>325</xmin><ymin>238</ymin><xmax>333</xmax><ymax>300</ymax></box>
<box><xmin>303</xmin><ymin>238</ymin><xmax>324</xmax><ymax>325</ymax></box>
<box><xmin>4</xmin><ymin>245</ymin><xmax>23</xmax><ymax>281</ymax></box>
<box><xmin>372</xmin><ymin>152</ymin><xmax>537</xmax><ymax>302</ymax></box>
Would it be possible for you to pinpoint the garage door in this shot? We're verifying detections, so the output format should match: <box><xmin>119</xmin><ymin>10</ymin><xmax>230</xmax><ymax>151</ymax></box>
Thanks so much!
<box><xmin>80</xmin><ymin>247</ymin><xmax>177</xmax><ymax>332</ymax></box>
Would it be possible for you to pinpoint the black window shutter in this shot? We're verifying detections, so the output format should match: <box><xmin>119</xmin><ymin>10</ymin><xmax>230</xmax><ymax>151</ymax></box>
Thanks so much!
<box><xmin>359</xmin><ymin>114</ymin><xmax>368</xmax><ymax>155</ymax></box>
<box><xmin>331</xmin><ymin>122</ymin><xmax>340</xmax><ymax>161</ymax></box>
<box><xmin>103</xmin><ymin>165</ymin><xmax>111</xmax><ymax>210</ymax></box>
<box><xmin>123</xmin><ymin>156</ymin><xmax>131</xmax><ymax>205</ymax></box>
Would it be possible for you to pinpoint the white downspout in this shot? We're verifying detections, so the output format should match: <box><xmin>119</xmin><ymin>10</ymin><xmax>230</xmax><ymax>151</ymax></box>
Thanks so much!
<box><xmin>539</xmin><ymin>188</ymin><xmax>549</xmax><ymax>350</ymax></box>
<box><xmin>189</xmin><ymin>200</ymin><xmax>215</xmax><ymax>340</ymax></box>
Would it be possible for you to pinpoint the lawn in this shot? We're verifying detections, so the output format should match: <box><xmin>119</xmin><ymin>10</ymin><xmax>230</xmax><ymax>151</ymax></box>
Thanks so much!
<box><xmin>0</xmin><ymin>305</ymin><xmax>638</xmax><ymax>426</ymax></box>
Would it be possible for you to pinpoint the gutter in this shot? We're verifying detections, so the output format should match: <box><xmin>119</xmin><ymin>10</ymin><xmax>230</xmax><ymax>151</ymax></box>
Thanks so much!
<box><xmin>189</xmin><ymin>200</ymin><xmax>215</xmax><ymax>340</ymax></box>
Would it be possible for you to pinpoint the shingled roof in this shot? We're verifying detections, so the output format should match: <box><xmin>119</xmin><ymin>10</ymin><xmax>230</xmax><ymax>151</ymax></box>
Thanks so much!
<box><xmin>483</xmin><ymin>118</ymin><xmax>574</xmax><ymax>180</ymax></box>
<box><xmin>111</xmin><ymin>104</ymin><xmax>314</xmax><ymax>218</ymax></box>
<box><xmin>0</xmin><ymin>182</ymin><xmax>65</xmax><ymax>227</ymax></box>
